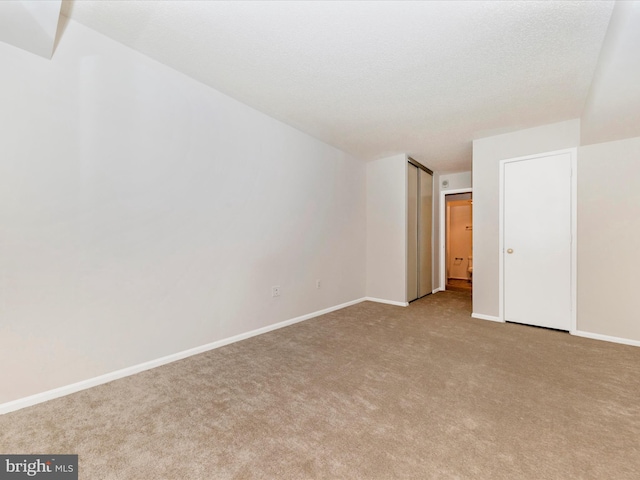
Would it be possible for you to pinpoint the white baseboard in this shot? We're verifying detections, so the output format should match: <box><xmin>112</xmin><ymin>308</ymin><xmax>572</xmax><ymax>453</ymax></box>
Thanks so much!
<box><xmin>432</xmin><ymin>288</ymin><xmax>445</xmax><ymax>294</ymax></box>
<box><xmin>364</xmin><ymin>297</ymin><xmax>409</xmax><ymax>307</ymax></box>
<box><xmin>571</xmin><ymin>330</ymin><xmax>640</xmax><ymax>348</ymax></box>
<box><xmin>471</xmin><ymin>313</ymin><xmax>503</xmax><ymax>323</ymax></box>
<box><xmin>0</xmin><ymin>297</ymin><xmax>366</xmax><ymax>415</ymax></box>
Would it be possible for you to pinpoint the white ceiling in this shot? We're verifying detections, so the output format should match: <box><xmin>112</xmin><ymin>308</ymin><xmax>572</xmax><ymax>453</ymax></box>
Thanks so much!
<box><xmin>0</xmin><ymin>0</ymin><xmax>61</xmax><ymax>58</ymax></box>
<box><xmin>54</xmin><ymin>1</ymin><xmax>616</xmax><ymax>172</ymax></box>
<box><xmin>581</xmin><ymin>0</ymin><xmax>640</xmax><ymax>146</ymax></box>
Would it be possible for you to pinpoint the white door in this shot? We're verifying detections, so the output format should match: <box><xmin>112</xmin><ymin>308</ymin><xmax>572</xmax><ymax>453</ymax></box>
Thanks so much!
<box><xmin>502</xmin><ymin>151</ymin><xmax>573</xmax><ymax>330</ymax></box>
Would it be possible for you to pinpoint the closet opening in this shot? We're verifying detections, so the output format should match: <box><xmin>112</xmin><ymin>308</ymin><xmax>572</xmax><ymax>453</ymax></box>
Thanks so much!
<box><xmin>407</xmin><ymin>159</ymin><xmax>433</xmax><ymax>303</ymax></box>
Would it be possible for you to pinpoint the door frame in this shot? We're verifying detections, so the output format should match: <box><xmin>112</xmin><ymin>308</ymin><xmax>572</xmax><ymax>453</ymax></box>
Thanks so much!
<box><xmin>439</xmin><ymin>187</ymin><xmax>473</xmax><ymax>291</ymax></box>
<box><xmin>498</xmin><ymin>148</ymin><xmax>577</xmax><ymax>332</ymax></box>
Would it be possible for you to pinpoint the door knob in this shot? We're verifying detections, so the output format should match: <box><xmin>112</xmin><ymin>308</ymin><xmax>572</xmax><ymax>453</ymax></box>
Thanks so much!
<box><xmin>506</xmin><ymin>248</ymin><xmax>514</xmax><ymax>254</ymax></box>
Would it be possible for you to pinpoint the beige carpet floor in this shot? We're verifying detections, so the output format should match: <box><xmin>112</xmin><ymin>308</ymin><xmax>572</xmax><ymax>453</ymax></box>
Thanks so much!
<box><xmin>1</xmin><ymin>291</ymin><xmax>639</xmax><ymax>479</ymax></box>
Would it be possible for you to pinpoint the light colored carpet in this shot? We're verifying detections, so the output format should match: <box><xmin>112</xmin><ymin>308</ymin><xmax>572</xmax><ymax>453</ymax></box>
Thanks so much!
<box><xmin>1</xmin><ymin>291</ymin><xmax>639</xmax><ymax>479</ymax></box>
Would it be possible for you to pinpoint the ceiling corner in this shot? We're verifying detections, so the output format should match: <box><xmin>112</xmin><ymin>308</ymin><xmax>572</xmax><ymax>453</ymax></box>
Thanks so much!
<box><xmin>0</xmin><ymin>0</ymin><xmax>63</xmax><ymax>59</ymax></box>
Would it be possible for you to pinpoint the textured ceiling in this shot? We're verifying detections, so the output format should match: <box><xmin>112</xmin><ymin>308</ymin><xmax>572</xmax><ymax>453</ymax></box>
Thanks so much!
<box><xmin>581</xmin><ymin>0</ymin><xmax>640</xmax><ymax>145</ymax></box>
<box><xmin>60</xmin><ymin>0</ymin><xmax>615</xmax><ymax>172</ymax></box>
<box><xmin>0</xmin><ymin>0</ymin><xmax>61</xmax><ymax>58</ymax></box>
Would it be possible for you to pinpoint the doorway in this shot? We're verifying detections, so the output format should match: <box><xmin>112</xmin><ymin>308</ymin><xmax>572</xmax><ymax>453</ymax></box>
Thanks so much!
<box><xmin>445</xmin><ymin>193</ymin><xmax>473</xmax><ymax>292</ymax></box>
<box><xmin>439</xmin><ymin>188</ymin><xmax>472</xmax><ymax>292</ymax></box>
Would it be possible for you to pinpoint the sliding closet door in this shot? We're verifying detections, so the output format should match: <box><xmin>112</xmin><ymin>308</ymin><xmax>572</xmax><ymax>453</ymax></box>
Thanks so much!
<box><xmin>418</xmin><ymin>169</ymin><xmax>433</xmax><ymax>297</ymax></box>
<box><xmin>407</xmin><ymin>160</ymin><xmax>433</xmax><ymax>303</ymax></box>
<box><xmin>407</xmin><ymin>164</ymin><xmax>419</xmax><ymax>302</ymax></box>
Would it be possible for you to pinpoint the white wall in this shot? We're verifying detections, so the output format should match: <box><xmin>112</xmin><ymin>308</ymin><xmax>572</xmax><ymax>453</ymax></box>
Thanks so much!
<box><xmin>365</xmin><ymin>154</ymin><xmax>407</xmax><ymax>304</ymax></box>
<box><xmin>0</xmin><ymin>20</ymin><xmax>366</xmax><ymax>405</ymax></box>
<box><xmin>577</xmin><ymin>136</ymin><xmax>640</xmax><ymax>342</ymax></box>
<box><xmin>471</xmin><ymin>119</ymin><xmax>580</xmax><ymax>318</ymax></box>
<box><xmin>439</xmin><ymin>171</ymin><xmax>472</xmax><ymax>192</ymax></box>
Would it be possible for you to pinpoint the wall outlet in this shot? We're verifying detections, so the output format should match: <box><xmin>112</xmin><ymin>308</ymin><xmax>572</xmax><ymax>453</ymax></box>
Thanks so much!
<box><xmin>316</xmin><ymin>279</ymin><xmax>321</xmax><ymax>289</ymax></box>
<box><xmin>272</xmin><ymin>286</ymin><xmax>281</xmax><ymax>297</ymax></box>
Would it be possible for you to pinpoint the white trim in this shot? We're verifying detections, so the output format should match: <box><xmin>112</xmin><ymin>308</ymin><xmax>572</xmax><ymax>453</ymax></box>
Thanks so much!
<box><xmin>498</xmin><ymin>148</ymin><xmax>577</xmax><ymax>328</ymax></box>
<box><xmin>364</xmin><ymin>297</ymin><xmax>409</xmax><ymax>307</ymax></box>
<box><xmin>572</xmin><ymin>330</ymin><xmax>640</xmax><ymax>348</ymax></box>
<box><xmin>471</xmin><ymin>313</ymin><xmax>503</xmax><ymax>323</ymax></box>
<box><xmin>439</xmin><ymin>187</ymin><xmax>473</xmax><ymax>291</ymax></box>
<box><xmin>0</xmin><ymin>297</ymin><xmax>367</xmax><ymax>415</ymax></box>
<box><xmin>432</xmin><ymin>288</ymin><xmax>445</xmax><ymax>294</ymax></box>
<box><xmin>498</xmin><ymin>162</ymin><xmax>505</xmax><ymax>322</ymax></box>
<box><xmin>404</xmin><ymin>158</ymin><xmax>409</xmax><ymax>304</ymax></box>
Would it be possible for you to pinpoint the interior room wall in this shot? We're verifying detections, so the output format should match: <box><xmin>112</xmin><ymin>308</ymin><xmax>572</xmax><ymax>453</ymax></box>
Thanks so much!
<box><xmin>365</xmin><ymin>154</ymin><xmax>408</xmax><ymax>304</ymax></box>
<box><xmin>434</xmin><ymin>172</ymin><xmax>472</xmax><ymax>290</ymax></box>
<box><xmin>0</xmin><ymin>19</ymin><xmax>367</xmax><ymax>405</ymax></box>
<box><xmin>577</xmin><ymin>135</ymin><xmax>640</xmax><ymax>343</ymax></box>
<box><xmin>439</xmin><ymin>171</ymin><xmax>472</xmax><ymax>191</ymax></box>
<box><xmin>471</xmin><ymin>119</ymin><xmax>581</xmax><ymax>319</ymax></box>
